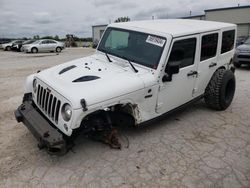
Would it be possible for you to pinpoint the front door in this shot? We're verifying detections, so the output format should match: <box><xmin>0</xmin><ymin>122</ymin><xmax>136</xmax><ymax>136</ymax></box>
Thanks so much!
<box><xmin>40</xmin><ymin>40</ymin><xmax>50</xmax><ymax>52</ymax></box>
<box><xmin>156</xmin><ymin>35</ymin><xmax>200</xmax><ymax>114</ymax></box>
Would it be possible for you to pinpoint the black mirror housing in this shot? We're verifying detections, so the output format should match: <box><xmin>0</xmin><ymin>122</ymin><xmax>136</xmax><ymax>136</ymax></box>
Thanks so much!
<box><xmin>165</xmin><ymin>61</ymin><xmax>180</xmax><ymax>74</ymax></box>
<box><xmin>163</xmin><ymin>62</ymin><xmax>181</xmax><ymax>82</ymax></box>
<box><xmin>168</xmin><ymin>64</ymin><xmax>180</xmax><ymax>74</ymax></box>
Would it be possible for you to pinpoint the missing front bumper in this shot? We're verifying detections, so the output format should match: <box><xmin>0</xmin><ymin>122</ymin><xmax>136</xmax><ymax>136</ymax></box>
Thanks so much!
<box><xmin>14</xmin><ymin>100</ymin><xmax>69</xmax><ymax>155</ymax></box>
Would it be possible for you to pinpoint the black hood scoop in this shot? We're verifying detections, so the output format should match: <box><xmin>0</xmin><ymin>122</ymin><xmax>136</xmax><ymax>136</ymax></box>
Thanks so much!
<box><xmin>72</xmin><ymin>75</ymin><xmax>100</xmax><ymax>82</ymax></box>
<box><xmin>59</xmin><ymin>65</ymin><xmax>77</xmax><ymax>75</ymax></box>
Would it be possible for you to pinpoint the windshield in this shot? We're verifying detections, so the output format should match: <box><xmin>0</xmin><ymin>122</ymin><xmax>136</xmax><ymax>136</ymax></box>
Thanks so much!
<box><xmin>33</xmin><ymin>40</ymin><xmax>41</xmax><ymax>44</ymax></box>
<box><xmin>244</xmin><ymin>37</ymin><xmax>250</xmax><ymax>44</ymax></box>
<box><xmin>98</xmin><ymin>27</ymin><xmax>166</xmax><ymax>69</ymax></box>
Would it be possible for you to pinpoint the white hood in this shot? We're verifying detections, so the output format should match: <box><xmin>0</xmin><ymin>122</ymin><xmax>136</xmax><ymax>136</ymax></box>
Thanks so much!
<box><xmin>237</xmin><ymin>44</ymin><xmax>250</xmax><ymax>51</ymax></box>
<box><xmin>2</xmin><ymin>42</ymin><xmax>12</xmax><ymax>48</ymax></box>
<box><xmin>35</xmin><ymin>55</ymin><xmax>153</xmax><ymax>109</ymax></box>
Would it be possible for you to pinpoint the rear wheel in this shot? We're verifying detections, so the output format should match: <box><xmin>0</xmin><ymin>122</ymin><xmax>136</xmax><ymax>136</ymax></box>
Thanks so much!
<box><xmin>204</xmin><ymin>69</ymin><xmax>236</xmax><ymax>110</ymax></box>
<box><xmin>31</xmin><ymin>47</ymin><xmax>38</xmax><ymax>53</ymax></box>
<box><xmin>56</xmin><ymin>47</ymin><xmax>62</xmax><ymax>53</ymax></box>
<box><xmin>234</xmin><ymin>61</ymin><xmax>241</xmax><ymax>68</ymax></box>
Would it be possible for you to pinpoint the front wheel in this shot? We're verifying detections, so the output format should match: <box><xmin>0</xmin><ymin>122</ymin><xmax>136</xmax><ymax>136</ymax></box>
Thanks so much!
<box><xmin>31</xmin><ymin>47</ymin><xmax>38</xmax><ymax>53</ymax></box>
<box><xmin>56</xmin><ymin>47</ymin><xmax>62</xmax><ymax>53</ymax></box>
<box><xmin>5</xmin><ymin>46</ymin><xmax>11</xmax><ymax>51</ymax></box>
<box><xmin>204</xmin><ymin>69</ymin><xmax>236</xmax><ymax>111</ymax></box>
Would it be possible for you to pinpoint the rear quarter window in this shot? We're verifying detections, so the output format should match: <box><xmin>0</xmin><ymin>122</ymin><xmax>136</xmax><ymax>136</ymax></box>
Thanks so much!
<box><xmin>221</xmin><ymin>30</ymin><xmax>235</xmax><ymax>54</ymax></box>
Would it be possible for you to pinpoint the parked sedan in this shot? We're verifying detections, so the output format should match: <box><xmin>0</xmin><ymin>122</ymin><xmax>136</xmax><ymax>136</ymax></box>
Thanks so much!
<box><xmin>12</xmin><ymin>39</ymin><xmax>36</xmax><ymax>52</ymax></box>
<box><xmin>22</xmin><ymin>39</ymin><xmax>65</xmax><ymax>53</ymax></box>
<box><xmin>2</xmin><ymin>40</ymin><xmax>25</xmax><ymax>51</ymax></box>
<box><xmin>0</xmin><ymin>39</ymin><xmax>11</xmax><ymax>49</ymax></box>
<box><xmin>234</xmin><ymin>36</ymin><xmax>250</xmax><ymax>67</ymax></box>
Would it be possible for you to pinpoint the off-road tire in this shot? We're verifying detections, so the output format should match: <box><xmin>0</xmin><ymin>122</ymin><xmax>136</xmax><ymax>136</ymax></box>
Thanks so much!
<box><xmin>233</xmin><ymin>61</ymin><xmax>241</xmax><ymax>68</ymax></box>
<box><xmin>56</xmin><ymin>47</ymin><xmax>62</xmax><ymax>53</ymax></box>
<box><xmin>31</xmin><ymin>47</ymin><xmax>38</xmax><ymax>53</ymax></box>
<box><xmin>204</xmin><ymin>69</ymin><xmax>235</xmax><ymax>111</ymax></box>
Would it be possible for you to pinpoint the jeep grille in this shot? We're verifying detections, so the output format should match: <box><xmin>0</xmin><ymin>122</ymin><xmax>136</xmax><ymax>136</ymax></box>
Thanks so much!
<box><xmin>36</xmin><ymin>84</ymin><xmax>61</xmax><ymax>124</ymax></box>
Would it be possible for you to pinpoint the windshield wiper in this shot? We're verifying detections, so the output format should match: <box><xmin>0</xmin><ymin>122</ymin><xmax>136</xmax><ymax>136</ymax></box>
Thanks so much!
<box><xmin>105</xmin><ymin>53</ymin><xmax>112</xmax><ymax>62</ymax></box>
<box><xmin>121</xmin><ymin>56</ymin><xmax>138</xmax><ymax>73</ymax></box>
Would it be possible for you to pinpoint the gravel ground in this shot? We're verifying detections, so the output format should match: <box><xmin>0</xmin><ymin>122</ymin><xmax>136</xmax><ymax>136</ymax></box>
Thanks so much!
<box><xmin>0</xmin><ymin>48</ymin><xmax>250</xmax><ymax>188</ymax></box>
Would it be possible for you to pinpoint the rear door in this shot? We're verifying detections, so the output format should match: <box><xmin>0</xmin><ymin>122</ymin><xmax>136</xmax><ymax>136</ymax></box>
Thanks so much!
<box><xmin>193</xmin><ymin>31</ymin><xmax>220</xmax><ymax>97</ymax></box>
<box><xmin>156</xmin><ymin>35</ymin><xmax>200</xmax><ymax>114</ymax></box>
<box><xmin>48</xmin><ymin>40</ymin><xmax>57</xmax><ymax>51</ymax></box>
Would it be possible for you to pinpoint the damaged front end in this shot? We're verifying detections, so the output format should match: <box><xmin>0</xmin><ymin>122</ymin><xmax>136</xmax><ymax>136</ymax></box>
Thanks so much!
<box><xmin>15</xmin><ymin>93</ymin><xmax>138</xmax><ymax>155</ymax></box>
<box><xmin>14</xmin><ymin>93</ymin><xmax>72</xmax><ymax>155</ymax></box>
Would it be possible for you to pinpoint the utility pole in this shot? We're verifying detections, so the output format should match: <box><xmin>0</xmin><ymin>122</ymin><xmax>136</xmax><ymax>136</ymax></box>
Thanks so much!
<box><xmin>189</xmin><ymin>11</ymin><xmax>192</xmax><ymax>16</ymax></box>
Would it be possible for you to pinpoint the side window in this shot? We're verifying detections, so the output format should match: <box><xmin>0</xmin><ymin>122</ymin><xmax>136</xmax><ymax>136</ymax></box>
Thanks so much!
<box><xmin>41</xmin><ymin>40</ymin><xmax>48</xmax><ymax>44</ymax></box>
<box><xmin>168</xmin><ymin>38</ymin><xmax>196</xmax><ymax>68</ymax></box>
<box><xmin>221</xmin><ymin>30</ymin><xmax>235</xmax><ymax>54</ymax></box>
<box><xmin>14</xmin><ymin>41</ymin><xmax>21</xmax><ymax>44</ymax></box>
<box><xmin>201</xmin><ymin>33</ymin><xmax>218</xmax><ymax>61</ymax></box>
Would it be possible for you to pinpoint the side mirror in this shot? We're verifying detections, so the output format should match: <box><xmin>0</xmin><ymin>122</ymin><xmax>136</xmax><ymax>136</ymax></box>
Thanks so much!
<box><xmin>162</xmin><ymin>61</ymin><xmax>181</xmax><ymax>82</ymax></box>
<box><xmin>166</xmin><ymin>62</ymin><xmax>180</xmax><ymax>74</ymax></box>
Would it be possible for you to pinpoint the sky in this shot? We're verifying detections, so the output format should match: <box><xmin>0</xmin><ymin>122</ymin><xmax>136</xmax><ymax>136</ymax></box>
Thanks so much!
<box><xmin>0</xmin><ymin>0</ymin><xmax>249</xmax><ymax>38</ymax></box>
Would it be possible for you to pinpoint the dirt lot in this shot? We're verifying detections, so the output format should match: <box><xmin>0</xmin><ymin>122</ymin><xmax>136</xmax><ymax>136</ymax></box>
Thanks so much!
<box><xmin>0</xmin><ymin>48</ymin><xmax>250</xmax><ymax>188</ymax></box>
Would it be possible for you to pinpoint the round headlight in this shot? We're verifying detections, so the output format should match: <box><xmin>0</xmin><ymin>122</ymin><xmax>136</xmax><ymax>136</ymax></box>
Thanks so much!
<box><xmin>61</xmin><ymin>103</ymin><xmax>72</xmax><ymax>122</ymax></box>
<box><xmin>33</xmin><ymin>79</ymin><xmax>37</xmax><ymax>93</ymax></box>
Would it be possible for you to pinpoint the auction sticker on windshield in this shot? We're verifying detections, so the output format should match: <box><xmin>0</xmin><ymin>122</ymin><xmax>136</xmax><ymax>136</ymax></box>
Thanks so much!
<box><xmin>146</xmin><ymin>35</ymin><xmax>166</xmax><ymax>47</ymax></box>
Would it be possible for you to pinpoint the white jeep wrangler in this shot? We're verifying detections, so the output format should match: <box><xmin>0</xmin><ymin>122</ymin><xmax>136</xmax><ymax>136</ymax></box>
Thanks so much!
<box><xmin>15</xmin><ymin>19</ymin><xmax>236</xmax><ymax>154</ymax></box>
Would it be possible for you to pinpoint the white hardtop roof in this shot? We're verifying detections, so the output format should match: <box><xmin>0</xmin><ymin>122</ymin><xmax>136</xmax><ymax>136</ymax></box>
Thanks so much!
<box><xmin>109</xmin><ymin>19</ymin><xmax>236</xmax><ymax>37</ymax></box>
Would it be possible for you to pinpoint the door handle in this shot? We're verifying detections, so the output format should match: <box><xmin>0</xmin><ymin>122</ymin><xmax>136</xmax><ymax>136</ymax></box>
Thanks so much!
<box><xmin>209</xmin><ymin>62</ymin><xmax>217</xmax><ymax>68</ymax></box>
<box><xmin>187</xmin><ymin>70</ymin><xmax>198</xmax><ymax>77</ymax></box>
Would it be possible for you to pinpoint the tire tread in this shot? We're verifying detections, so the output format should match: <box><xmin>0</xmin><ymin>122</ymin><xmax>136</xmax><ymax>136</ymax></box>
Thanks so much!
<box><xmin>204</xmin><ymin>69</ymin><xmax>225</xmax><ymax>110</ymax></box>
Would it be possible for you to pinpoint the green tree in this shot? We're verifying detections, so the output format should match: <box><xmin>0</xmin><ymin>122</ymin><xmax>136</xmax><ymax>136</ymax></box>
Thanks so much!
<box><xmin>115</xmin><ymin>16</ymin><xmax>130</xmax><ymax>23</ymax></box>
<box><xmin>33</xmin><ymin>35</ymin><xmax>40</xmax><ymax>39</ymax></box>
<box><xmin>54</xmin><ymin>35</ymin><xmax>59</xmax><ymax>40</ymax></box>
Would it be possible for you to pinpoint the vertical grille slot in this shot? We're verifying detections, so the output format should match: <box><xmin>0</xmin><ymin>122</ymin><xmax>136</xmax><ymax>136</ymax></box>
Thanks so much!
<box><xmin>37</xmin><ymin>85</ymin><xmax>41</xmax><ymax>104</ymax></box>
<box><xmin>45</xmin><ymin>92</ymin><xmax>49</xmax><ymax>113</ymax></box>
<box><xmin>48</xmin><ymin>94</ymin><xmax>53</xmax><ymax>117</ymax></box>
<box><xmin>39</xmin><ymin>87</ymin><xmax>43</xmax><ymax>105</ymax></box>
<box><xmin>42</xmin><ymin>88</ymin><xmax>46</xmax><ymax>109</ymax></box>
<box><xmin>51</xmin><ymin>97</ymin><xmax>57</xmax><ymax>120</ymax></box>
<box><xmin>35</xmin><ymin>84</ymin><xmax>61</xmax><ymax>124</ymax></box>
<box><xmin>55</xmin><ymin>100</ymin><xmax>61</xmax><ymax>123</ymax></box>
